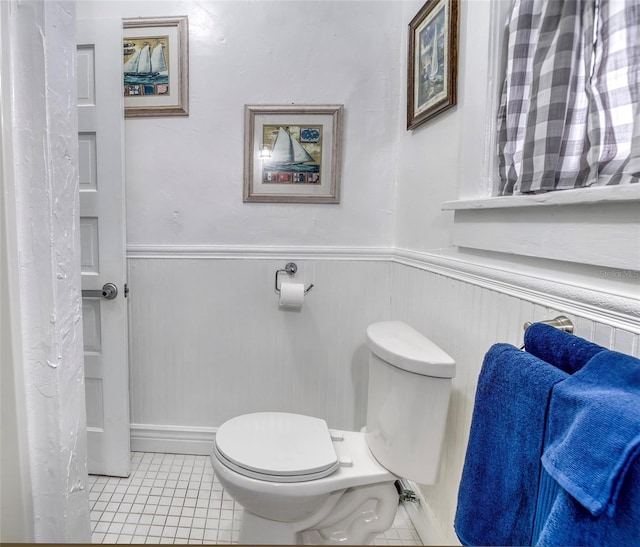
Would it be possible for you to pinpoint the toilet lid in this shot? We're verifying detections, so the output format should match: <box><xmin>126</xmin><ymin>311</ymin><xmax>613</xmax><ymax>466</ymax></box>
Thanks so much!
<box><xmin>214</xmin><ymin>412</ymin><xmax>339</xmax><ymax>482</ymax></box>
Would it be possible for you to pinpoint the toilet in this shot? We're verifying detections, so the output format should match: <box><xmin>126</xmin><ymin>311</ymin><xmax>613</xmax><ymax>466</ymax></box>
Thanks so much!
<box><xmin>210</xmin><ymin>321</ymin><xmax>456</xmax><ymax>545</ymax></box>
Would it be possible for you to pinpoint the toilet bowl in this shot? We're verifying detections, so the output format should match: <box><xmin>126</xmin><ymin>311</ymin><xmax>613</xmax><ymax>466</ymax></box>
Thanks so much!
<box><xmin>211</xmin><ymin>415</ymin><xmax>398</xmax><ymax>544</ymax></box>
<box><xmin>210</xmin><ymin>321</ymin><xmax>456</xmax><ymax>545</ymax></box>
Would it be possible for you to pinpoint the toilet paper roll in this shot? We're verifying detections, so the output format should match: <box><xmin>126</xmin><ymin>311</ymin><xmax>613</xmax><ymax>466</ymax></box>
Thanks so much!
<box><xmin>279</xmin><ymin>282</ymin><xmax>305</xmax><ymax>308</ymax></box>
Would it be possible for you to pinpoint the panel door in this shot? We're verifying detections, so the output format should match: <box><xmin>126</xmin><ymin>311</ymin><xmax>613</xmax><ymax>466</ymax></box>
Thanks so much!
<box><xmin>77</xmin><ymin>17</ymin><xmax>130</xmax><ymax>477</ymax></box>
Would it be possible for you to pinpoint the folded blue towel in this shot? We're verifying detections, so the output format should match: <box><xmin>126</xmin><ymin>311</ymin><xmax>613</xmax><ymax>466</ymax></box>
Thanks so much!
<box><xmin>524</xmin><ymin>322</ymin><xmax>606</xmax><ymax>374</ymax></box>
<box><xmin>533</xmin><ymin>463</ymin><xmax>640</xmax><ymax>546</ymax></box>
<box><xmin>454</xmin><ymin>344</ymin><xmax>569</xmax><ymax>546</ymax></box>
<box><xmin>541</xmin><ymin>349</ymin><xmax>640</xmax><ymax>516</ymax></box>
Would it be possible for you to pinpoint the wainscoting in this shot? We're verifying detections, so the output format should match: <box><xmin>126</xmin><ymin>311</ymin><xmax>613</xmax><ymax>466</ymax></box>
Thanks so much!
<box><xmin>389</xmin><ymin>251</ymin><xmax>639</xmax><ymax>544</ymax></box>
<box><xmin>126</xmin><ymin>246</ymin><xmax>639</xmax><ymax>545</ymax></box>
<box><xmin>127</xmin><ymin>251</ymin><xmax>392</xmax><ymax>435</ymax></box>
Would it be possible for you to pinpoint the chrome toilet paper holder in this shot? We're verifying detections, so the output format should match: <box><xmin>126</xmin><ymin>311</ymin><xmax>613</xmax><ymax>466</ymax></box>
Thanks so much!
<box><xmin>274</xmin><ymin>262</ymin><xmax>314</xmax><ymax>294</ymax></box>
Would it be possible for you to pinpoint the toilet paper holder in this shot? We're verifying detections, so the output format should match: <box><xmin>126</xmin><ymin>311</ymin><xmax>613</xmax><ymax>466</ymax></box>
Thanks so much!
<box><xmin>274</xmin><ymin>262</ymin><xmax>314</xmax><ymax>294</ymax></box>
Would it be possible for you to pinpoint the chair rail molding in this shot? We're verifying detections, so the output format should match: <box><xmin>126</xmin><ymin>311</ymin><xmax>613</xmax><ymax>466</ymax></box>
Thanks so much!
<box><xmin>126</xmin><ymin>244</ymin><xmax>639</xmax><ymax>331</ymax></box>
<box><xmin>393</xmin><ymin>248</ymin><xmax>640</xmax><ymax>332</ymax></box>
<box><xmin>126</xmin><ymin>244</ymin><xmax>394</xmax><ymax>261</ymax></box>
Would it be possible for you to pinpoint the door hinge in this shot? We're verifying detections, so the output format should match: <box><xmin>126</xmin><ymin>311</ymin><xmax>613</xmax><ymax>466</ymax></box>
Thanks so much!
<box><xmin>124</xmin><ymin>283</ymin><xmax>129</xmax><ymax>298</ymax></box>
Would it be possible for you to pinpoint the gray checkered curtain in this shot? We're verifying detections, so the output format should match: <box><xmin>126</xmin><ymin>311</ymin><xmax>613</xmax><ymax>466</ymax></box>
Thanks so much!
<box><xmin>497</xmin><ymin>0</ymin><xmax>640</xmax><ymax>195</ymax></box>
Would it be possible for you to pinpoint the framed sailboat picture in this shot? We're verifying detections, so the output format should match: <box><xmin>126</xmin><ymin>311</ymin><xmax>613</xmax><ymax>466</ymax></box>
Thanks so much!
<box><xmin>123</xmin><ymin>16</ymin><xmax>189</xmax><ymax>118</ymax></box>
<box><xmin>407</xmin><ymin>0</ymin><xmax>459</xmax><ymax>129</ymax></box>
<box><xmin>243</xmin><ymin>105</ymin><xmax>344</xmax><ymax>203</ymax></box>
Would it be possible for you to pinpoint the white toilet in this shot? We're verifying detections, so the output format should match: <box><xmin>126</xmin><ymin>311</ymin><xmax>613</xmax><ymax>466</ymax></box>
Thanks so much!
<box><xmin>210</xmin><ymin>321</ymin><xmax>456</xmax><ymax>545</ymax></box>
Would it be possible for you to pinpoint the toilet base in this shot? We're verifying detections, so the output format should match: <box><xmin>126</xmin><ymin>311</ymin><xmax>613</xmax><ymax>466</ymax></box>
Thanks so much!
<box><xmin>238</xmin><ymin>482</ymin><xmax>399</xmax><ymax>545</ymax></box>
<box><xmin>240</xmin><ymin>511</ymin><xmax>303</xmax><ymax>544</ymax></box>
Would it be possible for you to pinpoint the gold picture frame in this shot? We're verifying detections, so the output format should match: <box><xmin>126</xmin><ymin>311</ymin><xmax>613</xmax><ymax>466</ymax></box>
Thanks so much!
<box><xmin>243</xmin><ymin>105</ymin><xmax>344</xmax><ymax>204</ymax></box>
<box><xmin>123</xmin><ymin>16</ymin><xmax>189</xmax><ymax>118</ymax></box>
<box><xmin>407</xmin><ymin>0</ymin><xmax>459</xmax><ymax>129</ymax></box>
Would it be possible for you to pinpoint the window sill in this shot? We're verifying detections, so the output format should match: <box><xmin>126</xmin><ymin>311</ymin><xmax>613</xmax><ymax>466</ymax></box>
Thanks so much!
<box><xmin>442</xmin><ymin>184</ymin><xmax>640</xmax><ymax>210</ymax></box>
<box><xmin>443</xmin><ymin>185</ymin><xmax>640</xmax><ymax>271</ymax></box>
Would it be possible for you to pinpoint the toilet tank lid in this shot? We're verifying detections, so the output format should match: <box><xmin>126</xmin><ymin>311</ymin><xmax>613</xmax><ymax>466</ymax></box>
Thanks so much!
<box><xmin>366</xmin><ymin>321</ymin><xmax>456</xmax><ymax>378</ymax></box>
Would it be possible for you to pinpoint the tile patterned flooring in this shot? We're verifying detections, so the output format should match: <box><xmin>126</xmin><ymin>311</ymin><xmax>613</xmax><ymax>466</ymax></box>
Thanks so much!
<box><xmin>89</xmin><ymin>452</ymin><xmax>422</xmax><ymax>545</ymax></box>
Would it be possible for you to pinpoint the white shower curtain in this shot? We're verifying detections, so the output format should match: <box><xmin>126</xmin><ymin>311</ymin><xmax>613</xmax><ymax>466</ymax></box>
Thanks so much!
<box><xmin>497</xmin><ymin>0</ymin><xmax>640</xmax><ymax>195</ymax></box>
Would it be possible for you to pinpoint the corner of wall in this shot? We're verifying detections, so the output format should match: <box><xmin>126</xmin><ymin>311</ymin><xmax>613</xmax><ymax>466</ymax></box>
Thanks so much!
<box><xmin>404</xmin><ymin>480</ymin><xmax>458</xmax><ymax>545</ymax></box>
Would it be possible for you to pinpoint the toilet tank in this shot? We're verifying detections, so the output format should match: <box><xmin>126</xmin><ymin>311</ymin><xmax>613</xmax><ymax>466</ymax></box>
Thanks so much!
<box><xmin>365</xmin><ymin>321</ymin><xmax>456</xmax><ymax>485</ymax></box>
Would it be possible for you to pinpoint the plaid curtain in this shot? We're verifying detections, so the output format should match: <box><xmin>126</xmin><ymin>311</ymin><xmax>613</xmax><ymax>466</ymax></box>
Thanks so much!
<box><xmin>497</xmin><ymin>0</ymin><xmax>640</xmax><ymax>195</ymax></box>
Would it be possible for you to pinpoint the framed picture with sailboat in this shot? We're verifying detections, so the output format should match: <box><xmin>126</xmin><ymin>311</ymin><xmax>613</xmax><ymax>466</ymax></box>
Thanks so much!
<box><xmin>407</xmin><ymin>0</ymin><xmax>459</xmax><ymax>129</ymax></box>
<box><xmin>243</xmin><ymin>105</ymin><xmax>344</xmax><ymax>203</ymax></box>
<box><xmin>123</xmin><ymin>16</ymin><xmax>189</xmax><ymax>118</ymax></box>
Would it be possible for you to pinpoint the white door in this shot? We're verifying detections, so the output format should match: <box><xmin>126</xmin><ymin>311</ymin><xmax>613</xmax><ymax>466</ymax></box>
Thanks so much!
<box><xmin>77</xmin><ymin>18</ymin><xmax>130</xmax><ymax>477</ymax></box>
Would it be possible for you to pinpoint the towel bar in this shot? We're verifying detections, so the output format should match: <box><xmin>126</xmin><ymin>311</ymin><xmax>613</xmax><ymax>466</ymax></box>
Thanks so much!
<box><xmin>523</xmin><ymin>315</ymin><xmax>574</xmax><ymax>334</ymax></box>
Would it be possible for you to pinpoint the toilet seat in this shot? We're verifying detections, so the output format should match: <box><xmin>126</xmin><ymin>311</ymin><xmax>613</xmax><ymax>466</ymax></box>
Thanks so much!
<box><xmin>214</xmin><ymin>412</ymin><xmax>340</xmax><ymax>483</ymax></box>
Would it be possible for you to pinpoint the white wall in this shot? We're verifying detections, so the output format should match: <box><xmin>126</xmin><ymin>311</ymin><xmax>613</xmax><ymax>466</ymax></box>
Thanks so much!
<box><xmin>392</xmin><ymin>0</ymin><xmax>461</xmax><ymax>252</ymax></box>
<box><xmin>2</xmin><ymin>0</ymin><xmax>90</xmax><ymax>542</ymax></box>
<box><xmin>79</xmin><ymin>0</ymin><xmax>402</xmax><ymax>248</ymax></box>
<box><xmin>394</xmin><ymin>0</ymin><xmax>501</xmax><ymax>252</ymax></box>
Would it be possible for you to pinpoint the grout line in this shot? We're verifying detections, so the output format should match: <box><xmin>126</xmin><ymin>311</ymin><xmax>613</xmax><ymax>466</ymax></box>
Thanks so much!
<box><xmin>90</xmin><ymin>452</ymin><xmax>423</xmax><ymax>545</ymax></box>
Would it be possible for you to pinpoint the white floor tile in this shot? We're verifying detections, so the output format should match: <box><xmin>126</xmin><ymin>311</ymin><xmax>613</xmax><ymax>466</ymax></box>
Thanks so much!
<box><xmin>89</xmin><ymin>452</ymin><xmax>423</xmax><ymax>545</ymax></box>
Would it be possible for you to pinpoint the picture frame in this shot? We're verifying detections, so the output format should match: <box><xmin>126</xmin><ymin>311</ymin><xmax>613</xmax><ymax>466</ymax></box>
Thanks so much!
<box><xmin>123</xmin><ymin>16</ymin><xmax>189</xmax><ymax>118</ymax></box>
<box><xmin>407</xmin><ymin>0</ymin><xmax>459</xmax><ymax>129</ymax></box>
<box><xmin>243</xmin><ymin>105</ymin><xmax>344</xmax><ymax>204</ymax></box>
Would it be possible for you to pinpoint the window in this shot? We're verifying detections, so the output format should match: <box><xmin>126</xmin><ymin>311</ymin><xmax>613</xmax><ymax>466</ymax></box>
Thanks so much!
<box><xmin>497</xmin><ymin>0</ymin><xmax>639</xmax><ymax>196</ymax></box>
<box><xmin>442</xmin><ymin>0</ymin><xmax>640</xmax><ymax>271</ymax></box>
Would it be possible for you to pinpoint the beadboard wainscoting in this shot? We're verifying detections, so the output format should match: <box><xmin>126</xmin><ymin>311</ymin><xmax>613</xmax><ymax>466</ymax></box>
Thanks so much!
<box><xmin>126</xmin><ymin>247</ymin><xmax>639</xmax><ymax>545</ymax></box>
<box><xmin>389</xmin><ymin>254</ymin><xmax>639</xmax><ymax>545</ymax></box>
<box><xmin>127</xmin><ymin>251</ymin><xmax>393</xmax><ymax>448</ymax></box>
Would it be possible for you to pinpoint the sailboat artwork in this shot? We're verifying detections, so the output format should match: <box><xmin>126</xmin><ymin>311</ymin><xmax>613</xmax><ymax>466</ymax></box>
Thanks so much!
<box><xmin>262</xmin><ymin>125</ymin><xmax>322</xmax><ymax>184</ymax></box>
<box><xmin>123</xmin><ymin>36</ymin><xmax>170</xmax><ymax>97</ymax></box>
<box><xmin>416</xmin><ymin>4</ymin><xmax>446</xmax><ymax>109</ymax></box>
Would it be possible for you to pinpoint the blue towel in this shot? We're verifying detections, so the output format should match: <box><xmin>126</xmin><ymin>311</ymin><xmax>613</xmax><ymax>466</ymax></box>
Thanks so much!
<box><xmin>533</xmin><ymin>463</ymin><xmax>640</xmax><ymax>546</ymax></box>
<box><xmin>541</xmin><ymin>349</ymin><xmax>640</xmax><ymax>516</ymax></box>
<box><xmin>524</xmin><ymin>322</ymin><xmax>606</xmax><ymax>374</ymax></box>
<box><xmin>454</xmin><ymin>344</ymin><xmax>569</xmax><ymax>546</ymax></box>
<box><xmin>531</xmin><ymin>466</ymin><xmax>562</xmax><ymax>543</ymax></box>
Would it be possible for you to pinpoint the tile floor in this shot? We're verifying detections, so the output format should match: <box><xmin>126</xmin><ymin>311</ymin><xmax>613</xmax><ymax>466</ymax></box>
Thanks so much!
<box><xmin>89</xmin><ymin>452</ymin><xmax>423</xmax><ymax>545</ymax></box>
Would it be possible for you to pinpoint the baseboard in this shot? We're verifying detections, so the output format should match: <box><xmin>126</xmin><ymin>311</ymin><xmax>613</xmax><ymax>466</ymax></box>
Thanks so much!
<box><xmin>403</xmin><ymin>480</ymin><xmax>457</xmax><ymax>546</ymax></box>
<box><xmin>130</xmin><ymin>424</ymin><xmax>216</xmax><ymax>456</ymax></box>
